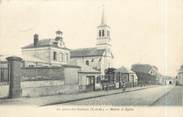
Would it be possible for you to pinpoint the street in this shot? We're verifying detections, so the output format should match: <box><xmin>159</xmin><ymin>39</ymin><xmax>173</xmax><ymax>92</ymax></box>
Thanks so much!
<box><xmin>152</xmin><ymin>86</ymin><xmax>183</xmax><ymax>106</ymax></box>
<box><xmin>58</xmin><ymin>86</ymin><xmax>175</xmax><ymax>106</ymax></box>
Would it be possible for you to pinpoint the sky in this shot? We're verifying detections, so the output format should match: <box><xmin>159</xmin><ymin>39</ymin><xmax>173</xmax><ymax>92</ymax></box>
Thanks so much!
<box><xmin>0</xmin><ymin>0</ymin><xmax>183</xmax><ymax>76</ymax></box>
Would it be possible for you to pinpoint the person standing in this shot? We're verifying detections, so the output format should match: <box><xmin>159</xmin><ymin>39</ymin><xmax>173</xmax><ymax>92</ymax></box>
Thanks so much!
<box><xmin>122</xmin><ymin>81</ymin><xmax>126</xmax><ymax>92</ymax></box>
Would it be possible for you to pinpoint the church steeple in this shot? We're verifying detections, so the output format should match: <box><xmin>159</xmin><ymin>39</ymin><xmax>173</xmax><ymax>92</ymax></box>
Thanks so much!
<box><xmin>101</xmin><ymin>5</ymin><xmax>106</xmax><ymax>26</ymax></box>
<box><xmin>96</xmin><ymin>5</ymin><xmax>111</xmax><ymax>50</ymax></box>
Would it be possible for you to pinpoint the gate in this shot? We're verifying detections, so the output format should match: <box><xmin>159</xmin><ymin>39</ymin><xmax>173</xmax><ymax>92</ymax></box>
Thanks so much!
<box><xmin>0</xmin><ymin>67</ymin><xmax>9</xmax><ymax>83</ymax></box>
<box><xmin>0</xmin><ymin>56</ymin><xmax>22</xmax><ymax>98</ymax></box>
<box><xmin>0</xmin><ymin>62</ymin><xmax>9</xmax><ymax>98</ymax></box>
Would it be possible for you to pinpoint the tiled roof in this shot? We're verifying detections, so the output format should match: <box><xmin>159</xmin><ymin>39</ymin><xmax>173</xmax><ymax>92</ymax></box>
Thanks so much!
<box><xmin>131</xmin><ymin>64</ymin><xmax>153</xmax><ymax>73</ymax></box>
<box><xmin>22</xmin><ymin>39</ymin><xmax>70</xmax><ymax>50</ymax></box>
<box><xmin>70</xmin><ymin>48</ymin><xmax>106</xmax><ymax>58</ymax></box>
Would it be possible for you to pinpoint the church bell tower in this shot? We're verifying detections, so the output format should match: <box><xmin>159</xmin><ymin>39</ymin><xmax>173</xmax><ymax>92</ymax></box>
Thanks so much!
<box><xmin>96</xmin><ymin>6</ymin><xmax>111</xmax><ymax>50</ymax></box>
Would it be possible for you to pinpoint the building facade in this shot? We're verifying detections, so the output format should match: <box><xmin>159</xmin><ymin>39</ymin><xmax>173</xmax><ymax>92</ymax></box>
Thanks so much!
<box><xmin>100</xmin><ymin>67</ymin><xmax>138</xmax><ymax>90</ymax></box>
<box><xmin>78</xmin><ymin>63</ymin><xmax>101</xmax><ymax>92</ymax></box>
<box><xmin>70</xmin><ymin>8</ymin><xmax>113</xmax><ymax>75</ymax></box>
<box><xmin>176</xmin><ymin>65</ymin><xmax>183</xmax><ymax>85</ymax></box>
<box><xmin>22</xmin><ymin>31</ymin><xmax>70</xmax><ymax>67</ymax></box>
<box><xmin>114</xmin><ymin>66</ymin><xmax>138</xmax><ymax>88</ymax></box>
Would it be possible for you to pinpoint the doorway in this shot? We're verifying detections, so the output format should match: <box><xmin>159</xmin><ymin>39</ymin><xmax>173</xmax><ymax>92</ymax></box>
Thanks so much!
<box><xmin>86</xmin><ymin>76</ymin><xmax>95</xmax><ymax>91</ymax></box>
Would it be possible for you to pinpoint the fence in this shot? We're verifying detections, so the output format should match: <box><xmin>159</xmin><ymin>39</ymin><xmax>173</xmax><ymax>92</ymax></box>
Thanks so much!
<box><xmin>0</xmin><ymin>61</ymin><xmax>8</xmax><ymax>83</ymax></box>
<box><xmin>0</xmin><ymin>67</ymin><xmax>8</xmax><ymax>82</ymax></box>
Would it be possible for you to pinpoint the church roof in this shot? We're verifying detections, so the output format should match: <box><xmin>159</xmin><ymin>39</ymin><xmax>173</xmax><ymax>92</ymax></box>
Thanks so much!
<box><xmin>22</xmin><ymin>39</ymin><xmax>70</xmax><ymax>50</ymax></box>
<box><xmin>70</xmin><ymin>48</ymin><xmax>106</xmax><ymax>58</ymax></box>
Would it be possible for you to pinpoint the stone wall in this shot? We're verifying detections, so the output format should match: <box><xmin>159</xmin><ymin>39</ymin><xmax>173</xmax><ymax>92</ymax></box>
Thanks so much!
<box><xmin>21</xmin><ymin>80</ymin><xmax>64</xmax><ymax>88</ymax></box>
<box><xmin>63</xmin><ymin>65</ymin><xmax>80</xmax><ymax>85</ymax></box>
<box><xmin>21</xmin><ymin>80</ymin><xmax>71</xmax><ymax>97</ymax></box>
<box><xmin>20</xmin><ymin>65</ymin><xmax>81</xmax><ymax>97</ymax></box>
<box><xmin>21</xmin><ymin>66</ymin><xmax>65</xmax><ymax>81</ymax></box>
<box><xmin>22</xmin><ymin>84</ymin><xmax>79</xmax><ymax>97</ymax></box>
<box><xmin>0</xmin><ymin>81</ymin><xmax>79</xmax><ymax>97</ymax></box>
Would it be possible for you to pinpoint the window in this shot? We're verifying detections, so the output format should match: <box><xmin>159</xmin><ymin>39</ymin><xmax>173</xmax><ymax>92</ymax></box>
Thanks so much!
<box><xmin>28</xmin><ymin>65</ymin><xmax>35</xmax><ymax>68</ymax></box>
<box><xmin>66</xmin><ymin>53</ymin><xmax>69</xmax><ymax>62</ymax></box>
<box><xmin>99</xmin><ymin>30</ymin><xmax>101</xmax><ymax>37</ymax></box>
<box><xmin>53</xmin><ymin>51</ymin><xmax>57</xmax><ymax>61</ymax></box>
<box><xmin>107</xmin><ymin>30</ymin><xmax>110</xmax><ymax>36</ymax></box>
<box><xmin>99</xmin><ymin>58</ymin><xmax>102</xmax><ymax>62</ymax></box>
<box><xmin>60</xmin><ymin>53</ymin><xmax>63</xmax><ymax>61</ymax></box>
<box><xmin>117</xmin><ymin>72</ymin><xmax>120</xmax><ymax>82</ymax></box>
<box><xmin>91</xmin><ymin>59</ymin><xmax>94</xmax><ymax>62</ymax></box>
<box><xmin>86</xmin><ymin>60</ymin><xmax>89</xmax><ymax>65</ymax></box>
<box><xmin>102</xmin><ymin>30</ymin><xmax>105</xmax><ymax>36</ymax></box>
<box><xmin>87</xmin><ymin>76</ymin><xmax>94</xmax><ymax>85</ymax></box>
<box><xmin>150</xmin><ymin>70</ymin><xmax>155</xmax><ymax>75</ymax></box>
<box><xmin>96</xmin><ymin>76</ymin><xmax>101</xmax><ymax>83</ymax></box>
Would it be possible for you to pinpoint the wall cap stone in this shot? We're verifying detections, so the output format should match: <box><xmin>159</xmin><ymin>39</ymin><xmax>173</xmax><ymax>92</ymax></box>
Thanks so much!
<box><xmin>6</xmin><ymin>56</ymin><xmax>22</xmax><ymax>61</ymax></box>
<box><xmin>62</xmin><ymin>64</ymin><xmax>81</xmax><ymax>68</ymax></box>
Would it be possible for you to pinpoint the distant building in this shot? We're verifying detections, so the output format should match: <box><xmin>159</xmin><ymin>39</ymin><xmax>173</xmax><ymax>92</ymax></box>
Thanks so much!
<box><xmin>159</xmin><ymin>75</ymin><xmax>175</xmax><ymax>85</ymax></box>
<box><xmin>176</xmin><ymin>65</ymin><xmax>183</xmax><ymax>85</ymax></box>
<box><xmin>102</xmin><ymin>67</ymin><xmax>116</xmax><ymax>89</ymax></box>
<box><xmin>114</xmin><ymin>66</ymin><xmax>138</xmax><ymax>88</ymax></box>
<box><xmin>101</xmin><ymin>66</ymin><xmax>138</xmax><ymax>90</ymax></box>
<box><xmin>131</xmin><ymin>64</ymin><xmax>160</xmax><ymax>85</ymax></box>
<box><xmin>158</xmin><ymin>74</ymin><xmax>166</xmax><ymax>85</ymax></box>
<box><xmin>21</xmin><ymin>31</ymin><xmax>70</xmax><ymax>67</ymax></box>
<box><xmin>70</xmin><ymin>7</ymin><xmax>113</xmax><ymax>75</ymax></box>
<box><xmin>164</xmin><ymin>76</ymin><xmax>175</xmax><ymax>85</ymax></box>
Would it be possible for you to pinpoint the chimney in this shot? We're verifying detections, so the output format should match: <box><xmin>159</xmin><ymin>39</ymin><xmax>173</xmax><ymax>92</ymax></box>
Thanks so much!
<box><xmin>33</xmin><ymin>34</ymin><xmax>39</xmax><ymax>47</ymax></box>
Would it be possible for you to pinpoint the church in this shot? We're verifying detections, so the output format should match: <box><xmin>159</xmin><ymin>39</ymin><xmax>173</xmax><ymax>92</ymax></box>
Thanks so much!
<box><xmin>21</xmin><ymin>7</ymin><xmax>113</xmax><ymax>76</ymax></box>
<box><xmin>70</xmin><ymin>8</ymin><xmax>113</xmax><ymax>75</ymax></box>
<box><xmin>9</xmin><ymin>7</ymin><xmax>113</xmax><ymax>92</ymax></box>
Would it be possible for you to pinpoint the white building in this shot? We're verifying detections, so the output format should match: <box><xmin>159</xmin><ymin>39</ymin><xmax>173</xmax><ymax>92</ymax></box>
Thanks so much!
<box><xmin>70</xmin><ymin>8</ymin><xmax>113</xmax><ymax>75</ymax></box>
<box><xmin>176</xmin><ymin>65</ymin><xmax>183</xmax><ymax>85</ymax></box>
<box><xmin>22</xmin><ymin>31</ymin><xmax>70</xmax><ymax>67</ymax></box>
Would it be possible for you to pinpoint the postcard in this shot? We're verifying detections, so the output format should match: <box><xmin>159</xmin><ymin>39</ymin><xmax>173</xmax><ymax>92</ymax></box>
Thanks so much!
<box><xmin>0</xmin><ymin>0</ymin><xmax>183</xmax><ymax>117</ymax></box>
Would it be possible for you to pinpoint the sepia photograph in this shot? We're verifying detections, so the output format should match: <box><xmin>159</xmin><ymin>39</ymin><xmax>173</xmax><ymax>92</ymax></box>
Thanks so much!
<box><xmin>0</xmin><ymin>0</ymin><xmax>183</xmax><ymax>116</ymax></box>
